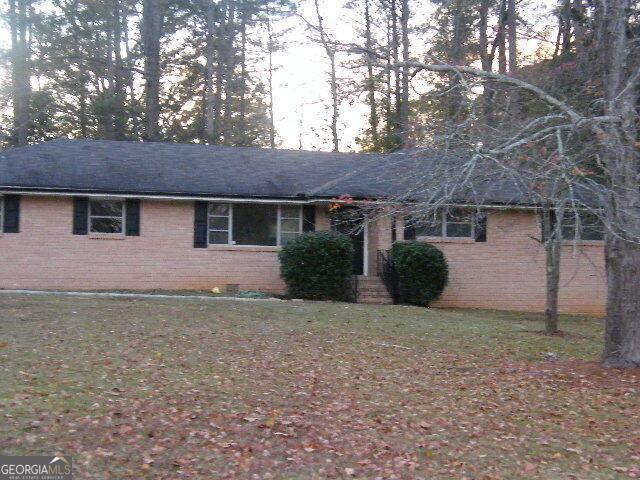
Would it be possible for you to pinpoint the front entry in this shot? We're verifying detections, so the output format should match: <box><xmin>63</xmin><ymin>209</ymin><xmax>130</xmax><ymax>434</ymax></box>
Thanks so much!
<box><xmin>331</xmin><ymin>208</ymin><xmax>366</xmax><ymax>275</ymax></box>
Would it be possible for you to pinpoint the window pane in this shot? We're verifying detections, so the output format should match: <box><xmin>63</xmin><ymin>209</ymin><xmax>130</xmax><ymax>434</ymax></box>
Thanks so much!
<box><xmin>581</xmin><ymin>226</ymin><xmax>604</xmax><ymax>241</ymax></box>
<box><xmin>280</xmin><ymin>218</ymin><xmax>300</xmax><ymax>233</ymax></box>
<box><xmin>447</xmin><ymin>208</ymin><xmax>473</xmax><ymax>223</ymax></box>
<box><xmin>90</xmin><ymin>200</ymin><xmax>123</xmax><ymax>216</ymax></box>
<box><xmin>411</xmin><ymin>211</ymin><xmax>443</xmax><ymax>237</ymax></box>
<box><xmin>446</xmin><ymin>223</ymin><xmax>472</xmax><ymax>238</ymax></box>
<box><xmin>281</xmin><ymin>206</ymin><xmax>300</xmax><ymax>219</ymax></box>
<box><xmin>209</xmin><ymin>230</ymin><xmax>229</xmax><ymax>245</ymax></box>
<box><xmin>209</xmin><ymin>217</ymin><xmax>228</xmax><ymax>230</ymax></box>
<box><xmin>232</xmin><ymin>204</ymin><xmax>277</xmax><ymax>246</ymax></box>
<box><xmin>280</xmin><ymin>232</ymin><xmax>301</xmax><ymax>246</ymax></box>
<box><xmin>209</xmin><ymin>203</ymin><xmax>229</xmax><ymax>216</ymax></box>
<box><xmin>561</xmin><ymin>224</ymin><xmax>576</xmax><ymax>240</ymax></box>
<box><xmin>561</xmin><ymin>211</ymin><xmax>604</xmax><ymax>240</ymax></box>
<box><xmin>91</xmin><ymin>218</ymin><xmax>123</xmax><ymax>234</ymax></box>
<box><xmin>580</xmin><ymin>212</ymin><xmax>604</xmax><ymax>240</ymax></box>
<box><xmin>415</xmin><ymin>222</ymin><xmax>443</xmax><ymax>237</ymax></box>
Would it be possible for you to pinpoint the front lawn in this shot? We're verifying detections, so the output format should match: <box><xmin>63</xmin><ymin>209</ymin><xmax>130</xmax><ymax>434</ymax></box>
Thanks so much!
<box><xmin>0</xmin><ymin>294</ymin><xmax>638</xmax><ymax>479</ymax></box>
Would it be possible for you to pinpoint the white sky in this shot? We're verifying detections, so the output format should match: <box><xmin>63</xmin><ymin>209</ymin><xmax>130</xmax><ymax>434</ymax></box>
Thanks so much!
<box><xmin>0</xmin><ymin>0</ymin><xmax>558</xmax><ymax>152</ymax></box>
<box><xmin>269</xmin><ymin>0</ymin><xmax>557</xmax><ymax>151</ymax></box>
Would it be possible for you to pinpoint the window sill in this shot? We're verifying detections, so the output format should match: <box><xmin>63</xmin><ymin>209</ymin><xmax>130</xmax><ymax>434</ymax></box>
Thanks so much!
<box><xmin>561</xmin><ymin>240</ymin><xmax>604</xmax><ymax>247</ymax></box>
<box><xmin>207</xmin><ymin>245</ymin><xmax>281</xmax><ymax>252</ymax></box>
<box><xmin>88</xmin><ymin>234</ymin><xmax>126</xmax><ymax>240</ymax></box>
<box><xmin>417</xmin><ymin>236</ymin><xmax>476</xmax><ymax>244</ymax></box>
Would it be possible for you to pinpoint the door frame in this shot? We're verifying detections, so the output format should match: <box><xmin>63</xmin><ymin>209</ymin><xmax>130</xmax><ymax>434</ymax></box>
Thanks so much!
<box><xmin>330</xmin><ymin>208</ymin><xmax>368</xmax><ymax>276</ymax></box>
<box><xmin>362</xmin><ymin>219</ymin><xmax>369</xmax><ymax>276</ymax></box>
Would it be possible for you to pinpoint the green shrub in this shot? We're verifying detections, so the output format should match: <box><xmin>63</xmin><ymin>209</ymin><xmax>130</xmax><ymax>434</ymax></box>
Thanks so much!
<box><xmin>391</xmin><ymin>241</ymin><xmax>449</xmax><ymax>306</ymax></box>
<box><xmin>279</xmin><ymin>231</ymin><xmax>354</xmax><ymax>301</ymax></box>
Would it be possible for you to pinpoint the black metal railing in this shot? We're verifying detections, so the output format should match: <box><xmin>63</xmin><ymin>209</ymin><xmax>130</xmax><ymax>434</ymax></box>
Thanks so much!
<box><xmin>377</xmin><ymin>249</ymin><xmax>399</xmax><ymax>304</ymax></box>
<box><xmin>351</xmin><ymin>274</ymin><xmax>359</xmax><ymax>302</ymax></box>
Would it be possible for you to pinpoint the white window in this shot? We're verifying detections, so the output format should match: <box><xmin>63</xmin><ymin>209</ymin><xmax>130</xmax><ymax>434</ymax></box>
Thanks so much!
<box><xmin>410</xmin><ymin>208</ymin><xmax>476</xmax><ymax>239</ymax></box>
<box><xmin>207</xmin><ymin>203</ymin><xmax>303</xmax><ymax>247</ymax></box>
<box><xmin>208</xmin><ymin>203</ymin><xmax>231</xmax><ymax>245</ymax></box>
<box><xmin>279</xmin><ymin>205</ymin><xmax>304</xmax><ymax>246</ymax></box>
<box><xmin>89</xmin><ymin>199</ymin><xmax>125</xmax><ymax>234</ymax></box>
<box><xmin>560</xmin><ymin>211</ymin><xmax>604</xmax><ymax>241</ymax></box>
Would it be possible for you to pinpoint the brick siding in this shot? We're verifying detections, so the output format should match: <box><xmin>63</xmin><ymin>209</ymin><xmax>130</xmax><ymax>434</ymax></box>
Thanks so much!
<box><xmin>0</xmin><ymin>196</ymin><xmax>605</xmax><ymax>314</ymax></box>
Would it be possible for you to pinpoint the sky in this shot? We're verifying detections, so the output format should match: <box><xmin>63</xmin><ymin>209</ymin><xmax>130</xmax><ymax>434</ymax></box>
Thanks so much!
<box><xmin>268</xmin><ymin>0</ymin><xmax>557</xmax><ymax>151</ymax></box>
<box><xmin>270</xmin><ymin>0</ymin><xmax>434</xmax><ymax>151</ymax></box>
<box><xmin>0</xmin><ymin>0</ymin><xmax>558</xmax><ymax>152</ymax></box>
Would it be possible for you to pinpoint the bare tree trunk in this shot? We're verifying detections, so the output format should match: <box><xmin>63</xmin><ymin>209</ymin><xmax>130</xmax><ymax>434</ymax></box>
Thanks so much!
<box><xmin>203</xmin><ymin>2</ymin><xmax>218</xmax><ymax>142</ymax></box>
<box><xmin>384</xmin><ymin>2</ymin><xmax>393</xmax><ymax>139</ymax></box>
<box><xmin>572</xmin><ymin>0</ymin><xmax>587</xmax><ymax>70</ymax></box>
<box><xmin>364</xmin><ymin>0</ymin><xmax>379</xmax><ymax>148</ymax></box>
<box><xmin>506</xmin><ymin>0</ymin><xmax>520</xmax><ymax>117</ymax></box>
<box><xmin>560</xmin><ymin>0</ymin><xmax>572</xmax><ymax>55</ymax></box>
<box><xmin>313</xmin><ymin>0</ymin><xmax>339</xmax><ymax>152</ymax></box>
<box><xmin>238</xmin><ymin>7</ymin><xmax>247</xmax><ymax>146</ymax></box>
<box><xmin>507</xmin><ymin>0</ymin><xmax>517</xmax><ymax>73</ymax></box>
<box><xmin>112</xmin><ymin>0</ymin><xmax>126</xmax><ymax>139</ymax></box>
<box><xmin>542</xmin><ymin>206</ymin><xmax>561</xmax><ymax>334</ymax></box>
<box><xmin>391</xmin><ymin>0</ymin><xmax>400</xmax><ymax>140</ymax></box>
<box><xmin>328</xmin><ymin>53</ymin><xmax>339</xmax><ymax>152</ymax></box>
<box><xmin>266</xmin><ymin>16</ymin><xmax>275</xmax><ymax>149</ymax></box>
<box><xmin>104</xmin><ymin>24</ymin><xmax>116</xmax><ymax>140</ymax></box>
<box><xmin>216</xmin><ymin>2</ymin><xmax>235</xmax><ymax>144</ymax></box>
<box><xmin>142</xmin><ymin>0</ymin><xmax>164</xmax><ymax>141</ymax></box>
<box><xmin>598</xmin><ymin>0</ymin><xmax>640</xmax><ymax>367</ymax></box>
<box><xmin>478</xmin><ymin>0</ymin><xmax>494</xmax><ymax>127</ymax></box>
<box><xmin>8</xmin><ymin>0</ymin><xmax>31</xmax><ymax>146</ymax></box>
<box><xmin>398</xmin><ymin>0</ymin><xmax>410</xmax><ymax>148</ymax></box>
<box><xmin>221</xmin><ymin>2</ymin><xmax>237</xmax><ymax>144</ymax></box>
<box><xmin>447</xmin><ymin>3</ymin><xmax>465</xmax><ymax>120</ymax></box>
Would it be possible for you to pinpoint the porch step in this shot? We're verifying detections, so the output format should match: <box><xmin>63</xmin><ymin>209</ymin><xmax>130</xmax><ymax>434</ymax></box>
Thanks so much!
<box><xmin>356</xmin><ymin>275</ymin><xmax>394</xmax><ymax>305</ymax></box>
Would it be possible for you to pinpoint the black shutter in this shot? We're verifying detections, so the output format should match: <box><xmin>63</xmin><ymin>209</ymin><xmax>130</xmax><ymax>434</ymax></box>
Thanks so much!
<box><xmin>125</xmin><ymin>199</ymin><xmax>141</xmax><ymax>236</ymax></box>
<box><xmin>3</xmin><ymin>194</ymin><xmax>20</xmax><ymax>233</ymax></box>
<box><xmin>475</xmin><ymin>212</ymin><xmax>487</xmax><ymax>242</ymax></box>
<box><xmin>194</xmin><ymin>201</ymin><xmax>208</xmax><ymax>248</ymax></box>
<box><xmin>302</xmin><ymin>204</ymin><xmax>316</xmax><ymax>232</ymax></box>
<box><xmin>403</xmin><ymin>217</ymin><xmax>416</xmax><ymax>240</ymax></box>
<box><xmin>541</xmin><ymin>210</ymin><xmax>558</xmax><ymax>243</ymax></box>
<box><xmin>73</xmin><ymin>197</ymin><xmax>89</xmax><ymax>235</ymax></box>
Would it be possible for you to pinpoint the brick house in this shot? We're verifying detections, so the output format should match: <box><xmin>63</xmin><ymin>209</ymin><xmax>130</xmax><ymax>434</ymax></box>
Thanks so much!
<box><xmin>0</xmin><ymin>139</ymin><xmax>605</xmax><ymax>314</ymax></box>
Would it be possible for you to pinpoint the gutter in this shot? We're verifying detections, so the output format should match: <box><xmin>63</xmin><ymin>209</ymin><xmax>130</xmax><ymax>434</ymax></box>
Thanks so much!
<box><xmin>0</xmin><ymin>187</ymin><xmax>339</xmax><ymax>205</ymax></box>
<box><xmin>0</xmin><ymin>187</ymin><xmax>555</xmax><ymax>211</ymax></box>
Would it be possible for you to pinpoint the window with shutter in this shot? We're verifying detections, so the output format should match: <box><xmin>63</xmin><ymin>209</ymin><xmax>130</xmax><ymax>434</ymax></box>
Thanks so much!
<box><xmin>203</xmin><ymin>203</ymin><xmax>303</xmax><ymax>247</ymax></box>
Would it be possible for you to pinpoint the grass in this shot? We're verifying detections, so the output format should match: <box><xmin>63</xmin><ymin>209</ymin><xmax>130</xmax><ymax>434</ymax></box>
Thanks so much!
<box><xmin>0</xmin><ymin>293</ymin><xmax>638</xmax><ymax>479</ymax></box>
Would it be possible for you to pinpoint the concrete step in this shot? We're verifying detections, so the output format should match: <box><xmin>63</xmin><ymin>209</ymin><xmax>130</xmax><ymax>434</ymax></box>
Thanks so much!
<box><xmin>356</xmin><ymin>275</ymin><xmax>394</xmax><ymax>305</ymax></box>
<box><xmin>359</xmin><ymin>289</ymin><xmax>391</xmax><ymax>295</ymax></box>
<box><xmin>358</xmin><ymin>296</ymin><xmax>394</xmax><ymax>305</ymax></box>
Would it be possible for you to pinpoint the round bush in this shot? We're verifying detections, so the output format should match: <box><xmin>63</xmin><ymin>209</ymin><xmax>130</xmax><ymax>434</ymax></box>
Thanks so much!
<box><xmin>391</xmin><ymin>241</ymin><xmax>449</xmax><ymax>306</ymax></box>
<box><xmin>279</xmin><ymin>231</ymin><xmax>354</xmax><ymax>301</ymax></box>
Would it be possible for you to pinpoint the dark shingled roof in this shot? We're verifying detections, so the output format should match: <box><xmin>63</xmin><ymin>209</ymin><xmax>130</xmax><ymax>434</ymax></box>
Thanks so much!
<box><xmin>0</xmin><ymin>138</ymin><xmax>533</xmax><ymax>205</ymax></box>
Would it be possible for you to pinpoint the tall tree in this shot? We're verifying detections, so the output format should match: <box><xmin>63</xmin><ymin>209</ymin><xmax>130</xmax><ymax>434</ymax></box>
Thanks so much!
<box><xmin>142</xmin><ymin>0</ymin><xmax>165</xmax><ymax>141</ymax></box>
<box><xmin>363</xmin><ymin>0</ymin><xmax>379</xmax><ymax>148</ymax></box>
<box><xmin>397</xmin><ymin>0</ymin><xmax>410</xmax><ymax>146</ymax></box>
<box><xmin>389</xmin><ymin>0</ymin><xmax>640</xmax><ymax>366</ymax></box>
<box><xmin>7</xmin><ymin>0</ymin><xmax>33</xmax><ymax>146</ymax></box>
<box><xmin>308</xmin><ymin>0</ymin><xmax>340</xmax><ymax>152</ymax></box>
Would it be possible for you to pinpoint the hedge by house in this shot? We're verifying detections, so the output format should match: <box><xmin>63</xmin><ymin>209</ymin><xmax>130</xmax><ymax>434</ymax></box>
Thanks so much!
<box><xmin>391</xmin><ymin>241</ymin><xmax>448</xmax><ymax>306</ymax></box>
<box><xmin>279</xmin><ymin>231</ymin><xmax>354</xmax><ymax>301</ymax></box>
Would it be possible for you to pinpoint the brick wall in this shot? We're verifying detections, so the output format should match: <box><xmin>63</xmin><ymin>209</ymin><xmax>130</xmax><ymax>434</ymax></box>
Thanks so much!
<box><xmin>0</xmin><ymin>196</ymin><xmax>606</xmax><ymax>314</ymax></box>
<box><xmin>389</xmin><ymin>209</ymin><xmax>606</xmax><ymax>315</ymax></box>
<box><xmin>0</xmin><ymin>196</ymin><xmax>289</xmax><ymax>292</ymax></box>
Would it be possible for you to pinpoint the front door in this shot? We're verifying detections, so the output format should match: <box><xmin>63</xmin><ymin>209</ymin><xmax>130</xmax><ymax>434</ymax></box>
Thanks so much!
<box><xmin>332</xmin><ymin>208</ymin><xmax>366</xmax><ymax>275</ymax></box>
